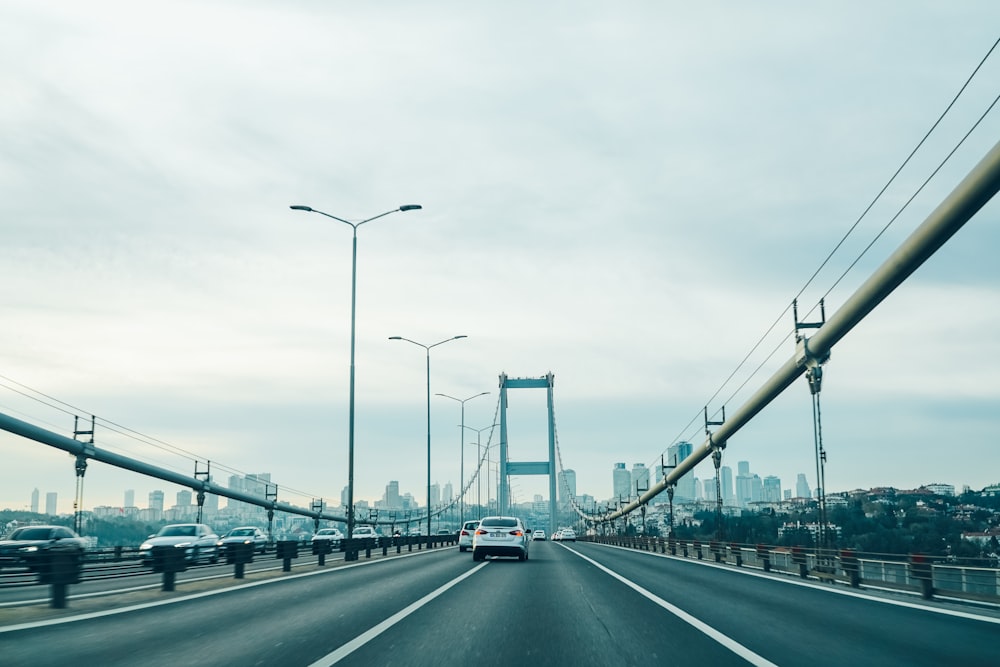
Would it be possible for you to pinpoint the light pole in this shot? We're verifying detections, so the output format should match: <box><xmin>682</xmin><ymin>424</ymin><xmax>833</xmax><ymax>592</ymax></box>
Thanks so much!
<box><xmin>291</xmin><ymin>203</ymin><xmax>421</xmax><ymax>540</ymax></box>
<box><xmin>461</xmin><ymin>423</ymin><xmax>497</xmax><ymax>519</ymax></box>
<box><xmin>389</xmin><ymin>335</ymin><xmax>467</xmax><ymax>545</ymax></box>
<box><xmin>436</xmin><ymin>392</ymin><xmax>489</xmax><ymax>527</ymax></box>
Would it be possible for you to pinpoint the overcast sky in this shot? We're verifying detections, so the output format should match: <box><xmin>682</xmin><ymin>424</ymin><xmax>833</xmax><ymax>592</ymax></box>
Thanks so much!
<box><xmin>2</xmin><ymin>2</ymin><xmax>999</xmax><ymax>516</ymax></box>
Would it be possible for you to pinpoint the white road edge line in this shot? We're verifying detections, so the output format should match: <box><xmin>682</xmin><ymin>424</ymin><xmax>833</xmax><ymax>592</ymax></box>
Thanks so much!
<box><xmin>0</xmin><ymin>547</ymin><xmax>443</xmax><ymax>634</ymax></box>
<box><xmin>564</xmin><ymin>546</ymin><xmax>778</xmax><ymax>667</ymax></box>
<box><xmin>308</xmin><ymin>561</ymin><xmax>490</xmax><ymax>666</ymax></box>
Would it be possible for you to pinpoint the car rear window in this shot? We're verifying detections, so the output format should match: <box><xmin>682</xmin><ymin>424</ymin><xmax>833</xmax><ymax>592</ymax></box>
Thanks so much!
<box><xmin>463</xmin><ymin>522</ymin><xmax>479</xmax><ymax>530</ymax></box>
<box><xmin>12</xmin><ymin>528</ymin><xmax>52</xmax><ymax>540</ymax></box>
<box><xmin>480</xmin><ymin>518</ymin><xmax>517</xmax><ymax>528</ymax></box>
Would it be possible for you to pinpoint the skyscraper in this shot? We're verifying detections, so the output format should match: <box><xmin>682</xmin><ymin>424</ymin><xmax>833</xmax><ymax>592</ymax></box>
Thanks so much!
<box><xmin>558</xmin><ymin>469</ymin><xmax>577</xmax><ymax>505</ymax></box>
<box><xmin>31</xmin><ymin>488</ymin><xmax>39</xmax><ymax>513</ymax></box>
<box><xmin>45</xmin><ymin>492</ymin><xmax>57</xmax><ymax>516</ymax></box>
<box><xmin>763</xmin><ymin>475</ymin><xmax>782</xmax><ymax>502</ymax></box>
<box><xmin>124</xmin><ymin>489</ymin><xmax>135</xmax><ymax>508</ymax></box>
<box><xmin>385</xmin><ymin>481</ymin><xmax>401</xmax><ymax>509</ymax></box>
<box><xmin>612</xmin><ymin>463</ymin><xmax>630</xmax><ymax>500</ymax></box>
<box><xmin>721</xmin><ymin>466</ymin><xmax>735</xmax><ymax>505</ymax></box>
<box><xmin>796</xmin><ymin>473</ymin><xmax>811</xmax><ymax>499</ymax></box>
<box><xmin>668</xmin><ymin>442</ymin><xmax>696</xmax><ymax>502</ymax></box>
<box><xmin>631</xmin><ymin>463</ymin><xmax>650</xmax><ymax>495</ymax></box>
<box><xmin>149</xmin><ymin>490</ymin><xmax>164</xmax><ymax>512</ymax></box>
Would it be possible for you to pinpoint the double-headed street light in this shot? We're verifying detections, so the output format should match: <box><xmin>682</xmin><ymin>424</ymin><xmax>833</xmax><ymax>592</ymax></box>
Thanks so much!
<box><xmin>461</xmin><ymin>423</ymin><xmax>498</xmax><ymax>519</ymax></box>
<box><xmin>291</xmin><ymin>203</ymin><xmax>422</xmax><ymax>540</ymax></box>
<box><xmin>436</xmin><ymin>392</ymin><xmax>490</xmax><ymax>527</ymax></box>
<box><xmin>389</xmin><ymin>335</ymin><xmax>467</xmax><ymax>544</ymax></box>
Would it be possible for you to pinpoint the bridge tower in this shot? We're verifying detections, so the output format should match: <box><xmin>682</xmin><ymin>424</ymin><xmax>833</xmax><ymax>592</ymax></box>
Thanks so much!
<box><xmin>498</xmin><ymin>373</ymin><xmax>557</xmax><ymax>536</ymax></box>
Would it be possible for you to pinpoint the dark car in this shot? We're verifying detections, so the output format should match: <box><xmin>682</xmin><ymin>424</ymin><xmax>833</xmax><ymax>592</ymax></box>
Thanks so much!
<box><xmin>219</xmin><ymin>526</ymin><xmax>268</xmax><ymax>554</ymax></box>
<box><xmin>0</xmin><ymin>525</ymin><xmax>87</xmax><ymax>571</ymax></box>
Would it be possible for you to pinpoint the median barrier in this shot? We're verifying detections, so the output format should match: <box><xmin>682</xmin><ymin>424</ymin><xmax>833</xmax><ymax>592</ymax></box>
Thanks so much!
<box><xmin>275</xmin><ymin>540</ymin><xmax>299</xmax><ymax>572</ymax></box>
<box><xmin>910</xmin><ymin>554</ymin><xmax>934</xmax><ymax>599</ymax></box>
<box><xmin>151</xmin><ymin>545</ymin><xmax>187</xmax><ymax>591</ymax></box>
<box><xmin>35</xmin><ymin>550</ymin><xmax>83</xmax><ymax>608</ymax></box>
<box><xmin>226</xmin><ymin>542</ymin><xmax>255</xmax><ymax>578</ymax></box>
<box><xmin>311</xmin><ymin>539</ymin><xmax>333</xmax><ymax>566</ymax></box>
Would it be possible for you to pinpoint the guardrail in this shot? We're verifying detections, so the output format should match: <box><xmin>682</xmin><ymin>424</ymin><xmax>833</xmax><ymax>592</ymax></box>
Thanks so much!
<box><xmin>0</xmin><ymin>534</ymin><xmax>460</xmax><ymax>607</ymax></box>
<box><xmin>584</xmin><ymin>535</ymin><xmax>1000</xmax><ymax>605</ymax></box>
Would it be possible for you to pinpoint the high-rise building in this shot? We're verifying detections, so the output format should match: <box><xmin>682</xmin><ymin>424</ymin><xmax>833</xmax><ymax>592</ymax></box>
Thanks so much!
<box><xmin>751</xmin><ymin>475</ymin><xmax>764</xmax><ymax>503</ymax></box>
<box><xmin>45</xmin><ymin>492</ymin><xmax>57</xmax><ymax>516</ymax></box>
<box><xmin>738</xmin><ymin>460</ymin><xmax>750</xmax><ymax>476</ymax></box>
<box><xmin>763</xmin><ymin>475</ymin><xmax>782</xmax><ymax>502</ymax></box>
<box><xmin>668</xmin><ymin>442</ymin><xmax>695</xmax><ymax>502</ymax></box>
<box><xmin>443</xmin><ymin>482</ymin><xmax>454</xmax><ymax>504</ymax></box>
<box><xmin>430</xmin><ymin>483</ymin><xmax>441</xmax><ymax>508</ymax></box>
<box><xmin>612</xmin><ymin>462</ymin><xmax>630</xmax><ymax>500</ymax></box>
<box><xmin>721</xmin><ymin>466</ymin><xmax>735</xmax><ymax>505</ymax></box>
<box><xmin>630</xmin><ymin>463</ymin><xmax>650</xmax><ymax>495</ymax></box>
<box><xmin>385</xmin><ymin>481</ymin><xmax>401</xmax><ymax>509</ymax></box>
<box><xmin>176</xmin><ymin>490</ymin><xmax>193</xmax><ymax>507</ymax></box>
<box><xmin>795</xmin><ymin>474</ymin><xmax>811</xmax><ymax>499</ymax></box>
<box><xmin>31</xmin><ymin>488</ymin><xmax>39</xmax><ymax>513</ymax></box>
<box><xmin>149</xmin><ymin>490</ymin><xmax>164</xmax><ymax>512</ymax></box>
<box><xmin>558</xmin><ymin>469</ymin><xmax>577</xmax><ymax>505</ymax></box>
<box><xmin>124</xmin><ymin>489</ymin><xmax>135</xmax><ymax>508</ymax></box>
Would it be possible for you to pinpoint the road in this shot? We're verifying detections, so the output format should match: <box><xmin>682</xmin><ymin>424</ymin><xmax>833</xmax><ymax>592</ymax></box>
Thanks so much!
<box><xmin>1</xmin><ymin>541</ymin><xmax>997</xmax><ymax>666</ymax></box>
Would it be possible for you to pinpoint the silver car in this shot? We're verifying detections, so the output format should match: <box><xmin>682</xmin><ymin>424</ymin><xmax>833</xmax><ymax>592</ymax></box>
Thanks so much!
<box><xmin>472</xmin><ymin>516</ymin><xmax>530</xmax><ymax>562</ymax></box>
<box><xmin>139</xmin><ymin>523</ymin><xmax>221</xmax><ymax>565</ymax></box>
<box><xmin>219</xmin><ymin>526</ymin><xmax>268</xmax><ymax>554</ymax></box>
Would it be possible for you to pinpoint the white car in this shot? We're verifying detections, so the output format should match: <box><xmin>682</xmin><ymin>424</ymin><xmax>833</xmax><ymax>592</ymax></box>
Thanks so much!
<box><xmin>458</xmin><ymin>520</ymin><xmax>480</xmax><ymax>552</ymax></box>
<box><xmin>559</xmin><ymin>528</ymin><xmax>576</xmax><ymax>542</ymax></box>
<box><xmin>532</xmin><ymin>529</ymin><xmax>546</xmax><ymax>541</ymax></box>
<box><xmin>139</xmin><ymin>523</ymin><xmax>220</xmax><ymax>565</ymax></box>
<box><xmin>472</xmin><ymin>516</ymin><xmax>530</xmax><ymax>562</ymax></box>
<box><xmin>311</xmin><ymin>528</ymin><xmax>344</xmax><ymax>548</ymax></box>
<box><xmin>351</xmin><ymin>526</ymin><xmax>380</xmax><ymax>540</ymax></box>
<box><xmin>219</xmin><ymin>526</ymin><xmax>268</xmax><ymax>554</ymax></box>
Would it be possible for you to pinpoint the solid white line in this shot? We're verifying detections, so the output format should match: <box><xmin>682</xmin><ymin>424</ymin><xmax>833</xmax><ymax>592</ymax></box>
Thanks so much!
<box><xmin>0</xmin><ymin>547</ymin><xmax>440</xmax><ymax>634</ymax></box>
<box><xmin>308</xmin><ymin>561</ymin><xmax>490</xmax><ymax>666</ymax></box>
<box><xmin>564</xmin><ymin>546</ymin><xmax>778</xmax><ymax>667</ymax></box>
<box><xmin>588</xmin><ymin>541</ymin><xmax>1000</xmax><ymax>625</ymax></box>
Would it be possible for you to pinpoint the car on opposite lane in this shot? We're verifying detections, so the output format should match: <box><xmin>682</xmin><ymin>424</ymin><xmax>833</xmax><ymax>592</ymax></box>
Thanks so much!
<box><xmin>219</xmin><ymin>526</ymin><xmax>268</xmax><ymax>554</ymax></box>
<box><xmin>0</xmin><ymin>525</ymin><xmax>87</xmax><ymax>571</ymax></box>
<box><xmin>139</xmin><ymin>523</ymin><xmax>221</xmax><ymax>565</ymax></box>
<box><xmin>472</xmin><ymin>516</ymin><xmax>530</xmax><ymax>562</ymax></box>
<box><xmin>311</xmin><ymin>528</ymin><xmax>344</xmax><ymax>548</ymax></box>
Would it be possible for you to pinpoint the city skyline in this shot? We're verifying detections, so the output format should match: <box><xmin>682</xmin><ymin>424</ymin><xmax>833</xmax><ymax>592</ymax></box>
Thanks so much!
<box><xmin>3</xmin><ymin>4</ymin><xmax>1000</xmax><ymax>514</ymax></box>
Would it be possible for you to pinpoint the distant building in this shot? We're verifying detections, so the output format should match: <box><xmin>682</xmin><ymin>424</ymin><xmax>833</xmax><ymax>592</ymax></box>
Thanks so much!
<box><xmin>558</xmin><ymin>469</ymin><xmax>577</xmax><ymax>505</ymax></box>
<box><xmin>763</xmin><ymin>476</ymin><xmax>782</xmax><ymax>503</ymax></box>
<box><xmin>925</xmin><ymin>483</ymin><xmax>955</xmax><ymax>497</ymax></box>
<box><xmin>796</xmin><ymin>473</ymin><xmax>811</xmax><ymax>499</ymax></box>
<box><xmin>45</xmin><ymin>492</ymin><xmax>57</xmax><ymax>516</ymax></box>
<box><xmin>31</xmin><ymin>488</ymin><xmax>39</xmax><ymax>513</ymax></box>
<box><xmin>721</xmin><ymin>466</ymin><xmax>735</xmax><ymax>506</ymax></box>
<box><xmin>176</xmin><ymin>490</ymin><xmax>192</xmax><ymax>507</ymax></box>
<box><xmin>612</xmin><ymin>463</ymin><xmax>630</xmax><ymax>500</ymax></box>
<box><xmin>124</xmin><ymin>489</ymin><xmax>135</xmax><ymax>508</ymax></box>
<box><xmin>149</xmin><ymin>490</ymin><xmax>164</xmax><ymax>516</ymax></box>
<box><xmin>668</xmin><ymin>442</ymin><xmax>695</xmax><ymax>502</ymax></box>
<box><xmin>385</xmin><ymin>481</ymin><xmax>401</xmax><ymax>509</ymax></box>
<box><xmin>631</xmin><ymin>463</ymin><xmax>650</xmax><ymax>495</ymax></box>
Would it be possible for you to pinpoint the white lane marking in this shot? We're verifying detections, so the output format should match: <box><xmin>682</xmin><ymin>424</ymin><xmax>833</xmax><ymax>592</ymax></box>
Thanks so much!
<box><xmin>308</xmin><ymin>561</ymin><xmax>490</xmax><ymax>666</ymax></box>
<box><xmin>589</xmin><ymin>542</ymin><xmax>1000</xmax><ymax>625</ymax></box>
<box><xmin>0</xmin><ymin>547</ymin><xmax>441</xmax><ymax>634</ymax></box>
<box><xmin>564</xmin><ymin>546</ymin><xmax>778</xmax><ymax>667</ymax></box>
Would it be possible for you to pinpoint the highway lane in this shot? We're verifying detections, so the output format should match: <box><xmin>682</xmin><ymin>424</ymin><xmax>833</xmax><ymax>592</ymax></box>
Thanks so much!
<box><xmin>2</xmin><ymin>541</ymin><xmax>998</xmax><ymax>666</ymax></box>
<box><xmin>560</xmin><ymin>541</ymin><xmax>1000</xmax><ymax>667</ymax></box>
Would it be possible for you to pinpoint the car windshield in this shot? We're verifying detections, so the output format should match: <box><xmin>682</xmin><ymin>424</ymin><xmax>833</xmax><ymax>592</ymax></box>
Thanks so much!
<box><xmin>159</xmin><ymin>526</ymin><xmax>196</xmax><ymax>537</ymax></box>
<box><xmin>317</xmin><ymin>529</ymin><xmax>338</xmax><ymax>535</ymax></box>
<box><xmin>10</xmin><ymin>528</ymin><xmax>52</xmax><ymax>540</ymax></box>
<box><xmin>230</xmin><ymin>529</ymin><xmax>254</xmax><ymax>536</ymax></box>
<box><xmin>481</xmin><ymin>518</ymin><xmax>518</xmax><ymax>528</ymax></box>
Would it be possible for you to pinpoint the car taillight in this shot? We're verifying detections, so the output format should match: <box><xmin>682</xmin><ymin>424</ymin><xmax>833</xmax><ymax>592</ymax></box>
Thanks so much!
<box><xmin>475</xmin><ymin>529</ymin><xmax>488</xmax><ymax>535</ymax></box>
<box><xmin>460</xmin><ymin>530</ymin><xmax>469</xmax><ymax>536</ymax></box>
<box><xmin>510</xmin><ymin>530</ymin><xmax>523</xmax><ymax>536</ymax></box>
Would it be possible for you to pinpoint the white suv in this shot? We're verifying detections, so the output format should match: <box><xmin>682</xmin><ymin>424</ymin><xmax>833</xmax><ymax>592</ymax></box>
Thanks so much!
<box><xmin>458</xmin><ymin>520</ymin><xmax>479</xmax><ymax>552</ymax></box>
<box><xmin>472</xmin><ymin>516</ymin><xmax>530</xmax><ymax>562</ymax></box>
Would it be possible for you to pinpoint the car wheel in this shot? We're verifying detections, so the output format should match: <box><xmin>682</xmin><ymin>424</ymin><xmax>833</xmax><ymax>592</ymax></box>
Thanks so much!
<box><xmin>210</xmin><ymin>549</ymin><xmax>219</xmax><ymax>564</ymax></box>
<box><xmin>518</xmin><ymin>552</ymin><xmax>526</xmax><ymax>561</ymax></box>
<box><xmin>472</xmin><ymin>550</ymin><xmax>483</xmax><ymax>562</ymax></box>
<box><xmin>459</xmin><ymin>546</ymin><xmax>465</xmax><ymax>552</ymax></box>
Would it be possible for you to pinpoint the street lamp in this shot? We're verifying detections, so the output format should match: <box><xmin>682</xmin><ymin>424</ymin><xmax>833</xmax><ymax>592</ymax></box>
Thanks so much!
<box><xmin>389</xmin><ymin>334</ymin><xmax>467</xmax><ymax>545</ymax></box>
<box><xmin>436</xmin><ymin>392</ymin><xmax>490</xmax><ymax>527</ymax></box>
<box><xmin>291</xmin><ymin>203</ymin><xmax>421</xmax><ymax>540</ymax></box>
<box><xmin>461</xmin><ymin>423</ymin><xmax>498</xmax><ymax>519</ymax></box>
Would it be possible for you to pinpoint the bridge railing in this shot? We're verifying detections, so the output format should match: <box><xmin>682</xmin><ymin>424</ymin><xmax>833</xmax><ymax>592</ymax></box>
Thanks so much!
<box><xmin>582</xmin><ymin>535</ymin><xmax>1000</xmax><ymax>604</ymax></box>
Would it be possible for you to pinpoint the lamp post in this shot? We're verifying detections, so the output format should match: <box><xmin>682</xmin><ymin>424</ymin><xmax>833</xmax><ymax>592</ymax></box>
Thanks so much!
<box><xmin>461</xmin><ymin>423</ymin><xmax>497</xmax><ymax>519</ymax></box>
<box><xmin>291</xmin><ymin>203</ymin><xmax>421</xmax><ymax>540</ymax></box>
<box><xmin>389</xmin><ymin>335</ymin><xmax>467</xmax><ymax>545</ymax></box>
<box><xmin>436</xmin><ymin>392</ymin><xmax>489</xmax><ymax>527</ymax></box>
